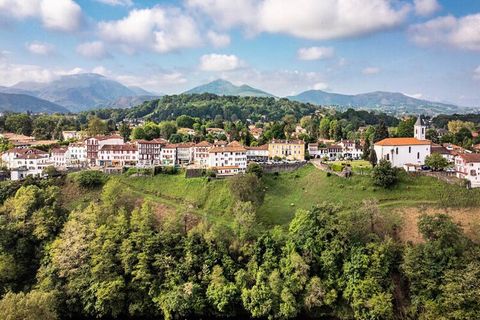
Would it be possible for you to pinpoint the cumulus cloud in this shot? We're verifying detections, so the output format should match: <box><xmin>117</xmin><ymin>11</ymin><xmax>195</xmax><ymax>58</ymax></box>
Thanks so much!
<box><xmin>362</xmin><ymin>67</ymin><xmax>381</xmax><ymax>75</ymax></box>
<box><xmin>297</xmin><ymin>46</ymin><xmax>334</xmax><ymax>60</ymax></box>
<box><xmin>76</xmin><ymin>41</ymin><xmax>110</xmax><ymax>59</ymax></box>
<box><xmin>474</xmin><ymin>66</ymin><xmax>480</xmax><ymax>80</ymax></box>
<box><xmin>188</xmin><ymin>0</ymin><xmax>410</xmax><ymax>40</ymax></box>
<box><xmin>95</xmin><ymin>0</ymin><xmax>133</xmax><ymax>6</ymax></box>
<box><xmin>98</xmin><ymin>6</ymin><xmax>202</xmax><ymax>53</ymax></box>
<box><xmin>414</xmin><ymin>0</ymin><xmax>440</xmax><ymax>16</ymax></box>
<box><xmin>199</xmin><ymin>54</ymin><xmax>243</xmax><ymax>71</ymax></box>
<box><xmin>26</xmin><ymin>41</ymin><xmax>55</xmax><ymax>55</ymax></box>
<box><xmin>312</xmin><ymin>82</ymin><xmax>329</xmax><ymax>90</ymax></box>
<box><xmin>0</xmin><ymin>0</ymin><xmax>83</xmax><ymax>32</ymax></box>
<box><xmin>409</xmin><ymin>14</ymin><xmax>480</xmax><ymax>51</ymax></box>
<box><xmin>207</xmin><ymin>31</ymin><xmax>231</xmax><ymax>48</ymax></box>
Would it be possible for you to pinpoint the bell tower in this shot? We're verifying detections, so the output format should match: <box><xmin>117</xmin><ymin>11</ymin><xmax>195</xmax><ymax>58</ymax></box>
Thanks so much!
<box><xmin>414</xmin><ymin>115</ymin><xmax>426</xmax><ymax>140</ymax></box>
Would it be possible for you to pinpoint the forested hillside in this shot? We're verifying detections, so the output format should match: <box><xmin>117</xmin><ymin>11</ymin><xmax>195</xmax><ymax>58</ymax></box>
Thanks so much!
<box><xmin>0</xmin><ymin>168</ymin><xmax>479</xmax><ymax>319</ymax></box>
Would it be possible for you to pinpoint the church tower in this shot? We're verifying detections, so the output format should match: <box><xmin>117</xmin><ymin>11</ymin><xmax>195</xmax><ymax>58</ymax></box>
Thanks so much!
<box><xmin>414</xmin><ymin>115</ymin><xmax>426</xmax><ymax>140</ymax></box>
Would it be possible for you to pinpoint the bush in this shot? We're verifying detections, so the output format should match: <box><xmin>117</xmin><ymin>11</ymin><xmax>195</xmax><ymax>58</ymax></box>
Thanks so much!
<box><xmin>228</xmin><ymin>173</ymin><xmax>265</xmax><ymax>205</ymax></box>
<box><xmin>154</xmin><ymin>166</ymin><xmax>178</xmax><ymax>175</ymax></box>
<box><xmin>246</xmin><ymin>162</ymin><xmax>263</xmax><ymax>178</ymax></box>
<box><xmin>371</xmin><ymin>159</ymin><xmax>398</xmax><ymax>188</ymax></box>
<box><xmin>74</xmin><ymin>170</ymin><xmax>107</xmax><ymax>189</ymax></box>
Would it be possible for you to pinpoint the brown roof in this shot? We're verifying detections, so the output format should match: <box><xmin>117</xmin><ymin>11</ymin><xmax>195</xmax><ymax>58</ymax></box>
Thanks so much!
<box><xmin>176</xmin><ymin>142</ymin><xmax>196</xmax><ymax>148</ymax></box>
<box><xmin>163</xmin><ymin>144</ymin><xmax>178</xmax><ymax>149</ymax></box>
<box><xmin>16</xmin><ymin>154</ymin><xmax>49</xmax><ymax>160</ymax></box>
<box><xmin>431</xmin><ymin>144</ymin><xmax>450</xmax><ymax>155</ymax></box>
<box><xmin>270</xmin><ymin>139</ymin><xmax>304</xmax><ymax>145</ymax></box>
<box><xmin>86</xmin><ymin>135</ymin><xmax>123</xmax><ymax>141</ymax></box>
<box><xmin>375</xmin><ymin>138</ymin><xmax>431</xmax><ymax>146</ymax></box>
<box><xmin>51</xmin><ymin>148</ymin><xmax>67</xmax><ymax>154</ymax></box>
<box><xmin>246</xmin><ymin>144</ymin><xmax>268</xmax><ymax>150</ymax></box>
<box><xmin>209</xmin><ymin>145</ymin><xmax>247</xmax><ymax>153</ymax></box>
<box><xmin>69</xmin><ymin>142</ymin><xmax>85</xmax><ymax>147</ymax></box>
<box><xmin>458</xmin><ymin>153</ymin><xmax>480</xmax><ymax>163</ymax></box>
<box><xmin>195</xmin><ymin>141</ymin><xmax>211</xmax><ymax>147</ymax></box>
<box><xmin>1</xmin><ymin>133</ymin><xmax>35</xmax><ymax>141</ymax></box>
<box><xmin>135</xmin><ymin>138</ymin><xmax>167</xmax><ymax>145</ymax></box>
<box><xmin>6</xmin><ymin>147</ymin><xmax>48</xmax><ymax>155</ymax></box>
<box><xmin>99</xmin><ymin>144</ymin><xmax>137</xmax><ymax>152</ymax></box>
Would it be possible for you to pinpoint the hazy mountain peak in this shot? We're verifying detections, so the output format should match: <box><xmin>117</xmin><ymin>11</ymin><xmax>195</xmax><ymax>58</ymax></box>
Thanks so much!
<box><xmin>184</xmin><ymin>79</ymin><xmax>274</xmax><ymax>97</ymax></box>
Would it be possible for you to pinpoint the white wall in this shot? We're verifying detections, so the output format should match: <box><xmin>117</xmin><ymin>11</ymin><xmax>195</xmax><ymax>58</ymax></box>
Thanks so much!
<box><xmin>374</xmin><ymin>144</ymin><xmax>431</xmax><ymax>168</ymax></box>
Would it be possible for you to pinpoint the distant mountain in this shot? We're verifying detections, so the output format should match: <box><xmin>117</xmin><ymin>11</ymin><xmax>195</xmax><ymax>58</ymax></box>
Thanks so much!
<box><xmin>127</xmin><ymin>86</ymin><xmax>157</xmax><ymax>96</ymax></box>
<box><xmin>0</xmin><ymin>92</ymin><xmax>69</xmax><ymax>113</ymax></box>
<box><xmin>288</xmin><ymin>90</ymin><xmax>462</xmax><ymax>115</ymax></box>
<box><xmin>102</xmin><ymin>95</ymin><xmax>163</xmax><ymax>109</ymax></box>
<box><xmin>184</xmin><ymin>79</ymin><xmax>274</xmax><ymax>98</ymax></box>
<box><xmin>11</xmin><ymin>73</ymin><xmax>152</xmax><ymax>112</ymax></box>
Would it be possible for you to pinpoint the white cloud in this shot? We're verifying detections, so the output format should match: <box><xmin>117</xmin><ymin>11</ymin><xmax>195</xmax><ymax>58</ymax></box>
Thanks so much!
<box><xmin>207</xmin><ymin>31</ymin><xmax>231</xmax><ymax>48</ymax></box>
<box><xmin>199</xmin><ymin>54</ymin><xmax>243</xmax><ymax>71</ymax></box>
<box><xmin>26</xmin><ymin>41</ymin><xmax>55</xmax><ymax>55</ymax></box>
<box><xmin>474</xmin><ymin>66</ymin><xmax>480</xmax><ymax>80</ymax></box>
<box><xmin>76</xmin><ymin>41</ymin><xmax>109</xmax><ymax>59</ymax></box>
<box><xmin>312</xmin><ymin>82</ymin><xmax>329</xmax><ymax>90</ymax></box>
<box><xmin>0</xmin><ymin>0</ymin><xmax>83</xmax><ymax>32</ymax></box>
<box><xmin>414</xmin><ymin>0</ymin><xmax>440</xmax><ymax>17</ymax></box>
<box><xmin>188</xmin><ymin>0</ymin><xmax>410</xmax><ymax>40</ymax></box>
<box><xmin>297</xmin><ymin>46</ymin><xmax>334</xmax><ymax>60</ymax></box>
<box><xmin>405</xmin><ymin>92</ymin><xmax>424</xmax><ymax>99</ymax></box>
<box><xmin>98</xmin><ymin>6</ymin><xmax>202</xmax><ymax>53</ymax></box>
<box><xmin>92</xmin><ymin>66</ymin><xmax>109</xmax><ymax>76</ymax></box>
<box><xmin>362</xmin><ymin>67</ymin><xmax>381</xmax><ymax>75</ymax></box>
<box><xmin>409</xmin><ymin>14</ymin><xmax>480</xmax><ymax>51</ymax></box>
<box><xmin>95</xmin><ymin>0</ymin><xmax>133</xmax><ymax>6</ymax></box>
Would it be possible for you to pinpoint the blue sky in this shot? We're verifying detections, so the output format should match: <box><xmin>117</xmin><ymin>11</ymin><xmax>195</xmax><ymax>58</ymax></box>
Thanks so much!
<box><xmin>0</xmin><ymin>0</ymin><xmax>479</xmax><ymax>106</ymax></box>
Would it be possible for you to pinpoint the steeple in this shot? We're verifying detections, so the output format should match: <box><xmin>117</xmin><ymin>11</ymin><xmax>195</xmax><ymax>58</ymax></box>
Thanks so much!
<box><xmin>414</xmin><ymin>115</ymin><xmax>426</xmax><ymax>140</ymax></box>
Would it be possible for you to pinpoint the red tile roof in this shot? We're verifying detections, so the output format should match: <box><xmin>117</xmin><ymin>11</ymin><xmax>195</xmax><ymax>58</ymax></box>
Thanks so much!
<box><xmin>99</xmin><ymin>144</ymin><xmax>137</xmax><ymax>152</ymax></box>
<box><xmin>375</xmin><ymin>138</ymin><xmax>430</xmax><ymax>146</ymax></box>
<box><xmin>457</xmin><ymin>153</ymin><xmax>480</xmax><ymax>163</ymax></box>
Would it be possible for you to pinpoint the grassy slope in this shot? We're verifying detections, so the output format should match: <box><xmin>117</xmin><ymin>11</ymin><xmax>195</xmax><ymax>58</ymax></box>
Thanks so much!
<box><xmin>61</xmin><ymin>164</ymin><xmax>480</xmax><ymax>227</ymax></box>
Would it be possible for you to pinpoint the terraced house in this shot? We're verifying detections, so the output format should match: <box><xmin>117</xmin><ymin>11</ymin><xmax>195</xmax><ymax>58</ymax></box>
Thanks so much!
<box><xmin>268</xmin><ymin>139</ymin><xmax>305</xmax><ymax>161</ymax></box>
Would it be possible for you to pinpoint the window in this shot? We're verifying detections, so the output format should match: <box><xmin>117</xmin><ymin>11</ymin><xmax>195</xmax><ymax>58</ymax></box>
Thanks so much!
<box><xmin>417</xmin><ymin>152</ymin><xmax>420</xmax><ymax>159</ymax></box>
<box><xmin>395</xmin><ymin>147</ymin><xmax>398</xmax><ymax>155</ymax></box>
<box><xmin>386</xmin><ymin>154</ymin><xmax>390</xmax><ymax>160</ymax></box>
<box><xmin>409</xmin><ymin>147</ymin><xmax>411</xmax><ymax>153</ymax></box>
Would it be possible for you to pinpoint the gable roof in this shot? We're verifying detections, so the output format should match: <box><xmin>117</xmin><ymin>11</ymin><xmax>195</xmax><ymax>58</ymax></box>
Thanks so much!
<box><xmin>457</xmin><ymin>153</ymin><xmax>480</xmax><ymax>163</ymax></box>
<box><xmin>375</xmin><ymin>137</ymin><xmax>430</xmax><ymax>146</ymax></box>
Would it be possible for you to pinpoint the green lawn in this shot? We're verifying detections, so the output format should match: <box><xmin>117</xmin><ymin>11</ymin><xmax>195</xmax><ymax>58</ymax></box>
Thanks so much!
<box><xmin>62</xmin><ymin>164</ymin><xmax>480</xmax><ymax>228</ymax></box>
<box><xmin>326</xmin><ymin>160</ymin><xmax>372</xmax><ymax>173</ymax></box>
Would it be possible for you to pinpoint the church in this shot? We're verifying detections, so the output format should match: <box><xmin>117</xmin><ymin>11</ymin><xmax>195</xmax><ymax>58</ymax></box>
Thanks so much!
<box><xmin>373</xmin><ymin>116</ymin><xmax>431</xmax><ymax>170</ymax></box>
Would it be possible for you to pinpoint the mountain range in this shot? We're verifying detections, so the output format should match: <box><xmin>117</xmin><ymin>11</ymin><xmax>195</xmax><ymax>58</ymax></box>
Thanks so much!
<box><xmin>184</xmin><ymin>79</ymin><xmax>274</xmax><ymax>98</ymax></box>
<box><xmin>0</xmin><ymin>73</ymin><xmax>161</xmax><ymax>113</ymax></box>
<box><xmin>0</xmin><ymin>75</ymin><xmax>471</xmax><ymax>115</ymax></box>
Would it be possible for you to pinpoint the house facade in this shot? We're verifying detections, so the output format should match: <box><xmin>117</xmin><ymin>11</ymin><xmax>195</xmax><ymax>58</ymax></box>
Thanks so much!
<box><xmin>246</xmin><ymin>145</ymin><xmax>269</xmax><ymax>162</ymax></box>
<box><xmin>97</xmin><ymin>144</ymin><xmax>138</xmax><ymax>167</ymax></box>
<box><xmin>455</xmin><ymin>153</ymin><xmax>480</xmax><ymax>188</ymax></box>
<box><xmin>374</xmin><ymin>138</ymin><xmax>431</xmax><ymax>168</ymax></box>
<box><xmin>268</xmin><ymin>139</ymin><xmax>305</xmax><ymax>161</ymax></box>
<box><xmin>208</xmin><ymin>142</ymin><xmax>247</xmax><ymax>176</ymax></box>
<box><xmin>85</xmin><ymin>135</ymin><xmax>124</xmax><ymax>165</ymax></box>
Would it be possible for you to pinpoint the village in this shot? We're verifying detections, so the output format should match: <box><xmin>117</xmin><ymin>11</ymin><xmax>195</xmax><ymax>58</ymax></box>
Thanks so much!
<box><xmin>1</xmin><ymin>115</ymin><xmax>480</xmax><ymax>188</ymax></box>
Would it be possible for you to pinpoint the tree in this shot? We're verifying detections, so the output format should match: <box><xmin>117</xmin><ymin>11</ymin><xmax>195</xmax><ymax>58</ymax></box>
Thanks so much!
<box><xmin>373</xmin><ymin>120</ymin><xmax>389</xmax><ymax>143</ymax></box>
<box><xmin>87</xmin><ymin>117</ymin><xmax>108</xmax><ymax>136</ymax></box>
<box><xmin>5</xmin><ymin>114</ymin><xmax>33</xmax><ymax>136</ymax></box>
<box><xmin>158</xmin><ymin>121</ymin><xmax>177</xmax><ymax>140</ymax></box>
<box><xmin>371</xmin><ymin>159</ymin><xmax>398</xmax><ymax>188</ymax></box>
<box><xmin>118</xmin><ymin>122</ymin><xmax>131</xmax><ymax>141</ymax></box>
<box><xmin>447</xmin><ymin>120</ymin><xmax>475</xmax><ymax>134</ymax></box>
<box><xmin>246</xmin><ymin>162</ymin><xmax>263</xmax><ymax>178</ymax></box>
<box><xmin>0</xmin><ymin>290</ymin><xmax>58</xmax><ymax>320</ymax></box>
<box><xmin>75</xmin><ymin>170</ymin><xmax>107</xmax><ymax>189</ymax></box>
<box><xmin>228</xmin><ymin>174</ymin><xmax>265</xmax><ymax>205</ymax></box>
<box><xmin>368</xmin><ymin>148</ymin><xmax>378</xmax><ymax>167</ymax></box>
<box><xmin>362</xmin><ymin>139</ymin><xmax>371</xmax><ymax>160</ymax></box>
<box><xmin>0</xmin><ymin>137</ymin><xmax>13</xmax><ymax>153</ymax></box>
<box><xmin>131</xmin><ymin>127</ymin><xmax>146</xmax><ymax>140</ymax></box>
<box><xmin>319</xmin><ymin>117</ymin><xmax>331</xmax><ymax>139</ymax></box>
<box><xmin>426</xmin><ymin>128</ymin><xmax>439</xmax><ymax>144</ymax></box>
<box><xmin>425</xmin><ymin>153</ymin><xmax>450</xmax><ymax>171</ymax></box>
<box><xmin>396</xmin><ymin>117</ymin><xmax>416</xmax><ymax>137</ymax></box>
<box><xmin>176</xmin><ymin>115</ymin><xmax>195</xmax><ymax>128</ymax></box>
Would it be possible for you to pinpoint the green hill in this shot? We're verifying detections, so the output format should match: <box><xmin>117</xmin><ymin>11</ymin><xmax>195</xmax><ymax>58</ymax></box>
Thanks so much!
<box><xmin>184</xmin><ymin>79</ymin><xmax>274</xmax><ymax>97</ymax></box>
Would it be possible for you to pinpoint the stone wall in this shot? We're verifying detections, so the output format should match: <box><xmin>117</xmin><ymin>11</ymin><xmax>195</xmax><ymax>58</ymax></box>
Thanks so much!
<box><xmin>260</xmin><ymin>162</ymin><xmax>307</xmax><ymax>173</ymax></box>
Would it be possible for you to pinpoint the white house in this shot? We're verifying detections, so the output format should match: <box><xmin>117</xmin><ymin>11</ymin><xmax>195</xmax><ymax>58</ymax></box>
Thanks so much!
<box><xmin>374</xmin><ymin>137</ymin><xmax>431</xmax><ymax>169</ymax></box>
<box><xmin>136</xmin><ymin>138</ymin><xmax>166</xmax><ymax>167</ymax></box>
<box><xmin>246</xmin><ymin>145</ymin><xmax>269</xmax><ymax>162</ymax></box>
<box><xmin>455</xmin><ymin>153</ymin><xmax>480</xmax><ymax>188</ymax></box>
<box><xmin>85</xmin><ymin>135</ymin><xmax>124</xmax><ymax>165</ymax></box>
<box><xmin>176</xmin><ymin>142</ymin><xmax>195</xmax><ymax>166</ymax></box>
<box><xmin>97</xmin><ymin>144</ymin><xmax>138</xmax><ymax>168</ymax></box>
<box><xmin>160</xmin><ymin>144</ymin><xmax>177</xmax><ymax>166</ymax></box>
<box><xmin>1</xmin><ymin>148</ymin><xmax>52</xmax><ymax>180</ymax></box>
<box><xmin>208</xmin><ymin>141</ymin><xmax>247</xmax><ymax>176</ymax></box>
<box><xmin>193</xmin><ymin>141</ymin><xmax>211</xmax><ymax>167</ymax></box>
<box><xmin>66</xmin><ymin>142</ymin><xmax>87</xmax><ymax>167</ymax></box>
<box><xmin>62</xmin><ymin>131</ymin><xmax>81</xmax><ymax>141</ymax></box>
<box><xmin>51</xmin><ymin>147</ymin><xmax>67</xmax><ymax>168</ymax></box>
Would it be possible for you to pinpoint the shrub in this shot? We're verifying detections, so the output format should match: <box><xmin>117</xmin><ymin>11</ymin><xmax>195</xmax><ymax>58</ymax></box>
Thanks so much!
<box><xmin>371</xmin><ymin>160</ymin><xmax>398</xmax><ymax>188</ymax></box>
<box><xmin>228</xmin><ymin>173</ymin><xmax>265</xmax><ymax>205</ymax></box>
<box><xmin>74</xmin><ymin>170</ymin><xmax>106</xmax><ymax>189</ymax></box>
<box><xmin>246</xmin><ymin>162</ymin><xmax>263</xmax><ymax>178</ymax></box>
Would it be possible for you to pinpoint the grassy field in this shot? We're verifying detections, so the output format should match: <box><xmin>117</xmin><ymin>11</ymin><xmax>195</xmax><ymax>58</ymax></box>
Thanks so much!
<box><xmin>62</xmin><ymin>164</ymin><xmax>480</xmax><ymax>228</ymax></box>
<box><xmin>326</xmin><ymin>159</ymin><xmax>372</xmax><ymax>173</ymax></box>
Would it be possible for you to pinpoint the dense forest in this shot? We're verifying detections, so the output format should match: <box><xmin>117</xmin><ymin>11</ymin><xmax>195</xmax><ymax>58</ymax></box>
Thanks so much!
<box><xmin>0</xmin><ymin>171</ymin><xmax>479</xmax><ymax>319</ymax></box>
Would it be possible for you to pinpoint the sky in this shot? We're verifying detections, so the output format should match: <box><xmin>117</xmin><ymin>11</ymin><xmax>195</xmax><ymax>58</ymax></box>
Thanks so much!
<box><xmin>0</xmin><ymin>0</ymin><xmax>480</xmax><ymax>106</ymax></box>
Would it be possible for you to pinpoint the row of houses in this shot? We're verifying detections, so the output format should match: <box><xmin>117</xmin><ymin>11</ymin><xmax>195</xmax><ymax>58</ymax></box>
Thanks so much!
<box><xmin>1</xmin><ymin>136</ymin><xmax>306</xmax><ymax>180</ymax></box>
<box><xmin>308</xmin><ymin>140</ymin><xmax>363</xmax><ymax>160</ymax></box>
